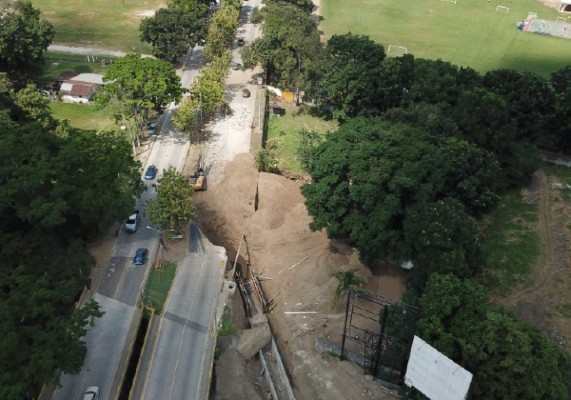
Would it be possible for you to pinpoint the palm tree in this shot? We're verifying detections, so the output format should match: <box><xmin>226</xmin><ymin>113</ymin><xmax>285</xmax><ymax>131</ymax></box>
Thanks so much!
<box><xmin>332</xmin><ymin>269</ymin><xmax>366</xmax><ymax>308</ymax></box>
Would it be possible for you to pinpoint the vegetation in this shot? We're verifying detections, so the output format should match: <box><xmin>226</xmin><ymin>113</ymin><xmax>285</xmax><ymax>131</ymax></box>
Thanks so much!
<box><xmin>174</xmin><ymin>0</ymin><xmax>241</xmax><ymax>135</ymax></box>
<box><xmin>146</xmin><ymin>167</ymin><xmax>195</xmax><ymax>235</ymax></box>
<box><xmin>417</xmin><ymin>274</ymin><xmax>570</xmax><ymax>400</ymax></box>
<box><xmin>32</xmin><ymin>0</ymin><xmax>161</xmax><ymax>53</ymax></box>
<box><xmin>0</xmin><ymin>0</ymin><xmax>54</xmax><ymax>83</ymax></box>
<box><xmin>266</xmin><ymin>105</ymin><xmax>337</xmax><ymax>173</ymax></box>
<box><xmin>320</xmin><ymin>0</ymin><xmax>571</xmax><ymax>77</ymax></box>
<box><xmin>142</xmin><ymin>262</ymin><xmax>178</xmax><ymax>314</ymax></box>
<box><xmin>218</xmin><ymin>311</ymin><xmax>237</xmax><ymax>337</ymax></box>
<box><xmin>0</xmin><ymin>75</ymin><xmax>142</xmax><ymax>399</ymax></box>
<box><xmin>95</xmin><ymin>54</ymin><xmax>182</xmax><ymax>149</ymax></box>
<box><xmin>332</xmin><ymin>269</ymin><xmax>366</xmax><ymax>308</ymax></box>
<box><xmin>481</xmin><ymin>190</ymin><xmax>540</xmax><ymax>293</ymax></box>
<box><xmin>140</xmin><ymin>0</ymin><xmax>209</xmax><ymax>63</ymax></box>
<box><xmin>49</xmin><ymin>102</ymin><xmax>119</xmax><ymax>132</ymax></box>
<box><xmin>255</xmin><ymin>138</ymin><xmax>281</xmax><ymax>173</ymax></box>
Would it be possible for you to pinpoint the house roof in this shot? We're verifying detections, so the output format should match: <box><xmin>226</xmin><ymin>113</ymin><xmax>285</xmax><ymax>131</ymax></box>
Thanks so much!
<box><xmin>60</xmin><ymin>81</ymin><xmax>96</xmax><ymax>97</ymax></box>
<box><xmin>69</xmin><ymin>73</ymin><xmax>104</xmax><ymax>85</ymax></box>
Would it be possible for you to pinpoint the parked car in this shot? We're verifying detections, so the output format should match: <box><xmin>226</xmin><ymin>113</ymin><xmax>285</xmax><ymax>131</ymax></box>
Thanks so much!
<box><xmin>144</xmin><ymin>165</ymin><xmax>158</xmax><ymax>180</ymax></box>
<box><xmin>241</xmin><ymin>88</ymin><xmax>251</xmax><ymax>98</ymax></box>
<box><xmin>231</xmin><ymin>62</ymin><xmax>241</xmax><ymax>71</ymax></box>
<box><xmin>124</xmin><ymin>210</ymin><xmax>140</xmax><ymax>233</ymax></box>
<box><xmin>83</xmin><ymin>386</ymin><xmax>100</xmax><ymax>400</ymax></box>
<box><xmin>147</xmin><ymin>122</ymin><xmax>157</xmax><ymax>135</ymax></box>
<box><xmin>237</xmin><ymin>38</ymin><xmax>246</xmax><ymax>46</ymax></box>
<box><xmin>134</xmin><ymin>248</ymin><xmax>148</xmax><ymax>265</ymax></box>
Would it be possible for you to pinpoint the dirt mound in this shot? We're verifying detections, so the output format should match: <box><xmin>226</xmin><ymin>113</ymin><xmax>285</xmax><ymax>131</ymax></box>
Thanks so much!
<box><xmin>195</xmin><ymin>154</ymin><xmax>403</xmax><ymax>400</ymax></box>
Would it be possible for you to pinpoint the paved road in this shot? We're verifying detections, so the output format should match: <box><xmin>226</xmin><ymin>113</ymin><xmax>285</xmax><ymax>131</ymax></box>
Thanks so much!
<box><xmin>137</xmin><ymin>224</ymin><xmax>227</xmax><ymax>400</ymax></box>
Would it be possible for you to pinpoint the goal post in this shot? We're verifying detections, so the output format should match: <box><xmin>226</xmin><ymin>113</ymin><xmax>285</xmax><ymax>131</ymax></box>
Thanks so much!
<box><xmin>387</xmin><ymin>45</ymin><xmax>408</xmax><ymax>57</ymax></box>
<box><xmin>496</xmin><ymin>5</ymin><xmax>509</xmax><ymax>13</ymax></box>
<box><xmin>440</xmin><ymin>0</ymin><xmax>457</xmax><ymax>4</ymax></box>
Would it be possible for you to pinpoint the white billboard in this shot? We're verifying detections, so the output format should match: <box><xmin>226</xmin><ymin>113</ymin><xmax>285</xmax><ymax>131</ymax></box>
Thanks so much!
<box><xmin>404</xmin><ymin>336</ymin><xmax>473</xmax><ymax>400</ymax></box>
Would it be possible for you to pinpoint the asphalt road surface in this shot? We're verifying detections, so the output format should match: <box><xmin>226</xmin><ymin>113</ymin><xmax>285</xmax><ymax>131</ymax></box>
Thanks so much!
<box><xmin>137</xmin><ymin>224</ymin><xmax>227</xmax><ymax>400</ymax></box>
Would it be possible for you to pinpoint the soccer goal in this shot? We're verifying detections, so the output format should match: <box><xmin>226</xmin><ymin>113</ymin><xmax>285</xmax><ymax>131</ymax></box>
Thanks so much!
<box><xmin>387</xmin><ymin>45</ymin><xmax>408</xmax><ymax>57</ymax></box>
<box><xmin>496</xmin><ymin>5</ymin><xmax>509</xmax><ymax>13</ymax></box>
<box><xmin>557</xmin><ymin>16</ymin><xmax>567</xmax><ymax>23</ymax></box>
<box><xmin>528</xmin><ymin>12</ymin><xmax>538</xmax><ymax>19</ymax></box>
<box><xmin>441</xmin><ymin>0</ymin><xmax>457</xmax><ymax>4</ymax></box>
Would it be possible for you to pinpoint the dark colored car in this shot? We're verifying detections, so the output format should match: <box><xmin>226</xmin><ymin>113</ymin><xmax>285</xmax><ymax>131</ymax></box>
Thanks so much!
<box><xmin>241</xmin><ymin>88</ymin><xmax>251</xmax><ymax>98</ymax></box>
<box><xmin>144</xmin><ymin>165</ymin><xmax>158</xmax><ymax>180</ymax></box>
<box><xmin>231</xmin><ymin>62</ymin><xmax>241</xmax><ymax>71</ymax></box>
<box><xmin>134</xmin><ymin>248</ymin><xmax>148</xmax><ymax>265</ymax></box>
<box><xmin>237</xmin><ymin>38</ymin><xmax>246</xmax><ymax>46</ymax></box>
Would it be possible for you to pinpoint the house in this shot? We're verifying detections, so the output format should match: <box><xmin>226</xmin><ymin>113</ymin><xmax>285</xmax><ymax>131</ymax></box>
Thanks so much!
<box><xmin>561</xmin><ymin>0</ymin><xmax>571</xmax><ymax>12</ymax></box>
<box><xmin>59</xmin><ymin>73</ymin><xmax>104</xmax><ymax>104</ymax></box>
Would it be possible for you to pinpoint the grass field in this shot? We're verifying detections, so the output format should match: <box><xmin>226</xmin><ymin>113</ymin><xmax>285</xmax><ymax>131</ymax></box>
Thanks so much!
<box><xmin>320</xmin><ymin>0</ymin><xmax>571</xmax><ymax>77</ymax></box>
<box><xmin>50</xmin><ymin>102</ymin><xmax>119</xmax><ymax>132</ymax></box>
<box><xmin>33</xmin><ymin>0</ymin><xmax>162</xmax><ymax>53</ymax></box>
<box><xmin>480</xmin><ymin>189</ymin><xmax>539</xmax><ymax>293</ymax></box>
<box><xmin>267</xmin><ymin>104</ymin><xmax>338</xmax><ymax>173</ymax></box>
<box><xmin>42</xmin><ymin>52</ymin><xmax>113</xmax><ymax>80</ymax></box>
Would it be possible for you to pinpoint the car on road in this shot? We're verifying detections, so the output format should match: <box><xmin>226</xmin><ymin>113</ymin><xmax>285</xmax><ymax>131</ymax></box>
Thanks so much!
<box><xmin>134</xmin><ymin>248</ymin><xmax>148</xmax><ymax>265</ymax></box>
<box><xmin>144</xmin><ymin>165</ymin><xmax>158</xmax><ymax>180</ymax></box>
<box><xmin>237</xmin><ymin>38</ymin><xmax>246</xmax><ymax>46</ymax></box>
<box><xmin>124</xmin><ymin>210</ymin><xmax>140</xmax><ymax>233</ymax></box>
<box><xmin>83</xmin><ymin>386</ymin><xmax>99</xmax><ymax>400</ymax></box>
<box><xmin>241</xmin><ymin>88</ymin><xmax>251</xmax><ymax>98</ymax></box>
<box><xmin>147</xmin><ymin>122</ymin><xmax>157</xmax><ymax>135</ymax></box>
<box><xmin>231</xmin><ymin>62</ymin><xmax>241</xmax><ymax>71</ymax></box>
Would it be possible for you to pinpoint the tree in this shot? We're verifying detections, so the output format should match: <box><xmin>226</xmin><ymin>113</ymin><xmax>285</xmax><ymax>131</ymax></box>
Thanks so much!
<box><xmin>140</xmin><ymin>6</ymin><xmax>207</xmax><ymax>64</ymax></box>
<box><xmin>242</xmin><ymin>3</ymin><xmax>320</xmax><ymax>100</ymax></box>
<box><xmin>146</xmin><ymin>167</ymin><xmax>194</xmax><ymax>235</ymax></box>
<box><xmin>296</xmin><ymin>126</ymin><xmax>323</xmax><ymax>172</ymax></box>
<box><xmin>302</xmin><ymin>117</ymin><xmax>499</xmax><ymax>264</ymax></box>
<box><xmin>95</xmin><ymin>54</ymin><xmax>182</xmax><ymax>148</ymax></box>
<box><xmin>267</xmin><ymin>0</ymin><xmax>314</xmax><ymax>13</ymax></box>
<box><xmin>0</xmin><ymin>0</ymin><xmax>54</xmax><ymax>83</ymax></box>
<box><xmin>550</xmin><ymin>66</ymin><xmax>571</xmax><ymax>151</ymax></box>
<box><xmin>403</xmin><ymin>199</ymin><xmax>484</xmax><ymax>291</ymax></box>
<box><xmin>204</xmin><ymin>5</ymin><xmax>240</xmax><ymax>60</ymax></box>
<box><xmin>483</xmin><ymin>69</ymin><xmax>555</xmax><ymax>145</ymax></box>
<box><xmin>306</xmin><ymin>33</ymin><xmax>385</xmax><ymax>120</ymax></box>
<box><xmin>255</xmin><ymin>138</ymin><xmax>281</xmax><ymax>173</ymax></box>
<box><xmin>332</xmin><ymin>269</ymin><xmax>366</xmax><ymax>307</ymax></box>
<box><xmin>417</xmin><ymin>274</ymin><xmax>570</xmax><ymax>400</ymax></box>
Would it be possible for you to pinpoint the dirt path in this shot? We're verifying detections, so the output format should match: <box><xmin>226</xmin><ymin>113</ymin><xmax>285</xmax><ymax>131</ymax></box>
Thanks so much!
<box><xmin>496</xmin><ymin>170</ymin><xmax>571</xmax><ymax>350</ymax></box>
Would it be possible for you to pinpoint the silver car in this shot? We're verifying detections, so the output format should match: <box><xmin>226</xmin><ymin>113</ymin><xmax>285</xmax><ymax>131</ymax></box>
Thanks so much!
<box><xmin>83</xmin><ymin>386</ymin><xmax>99</xmax><ymax>400</ymax></box>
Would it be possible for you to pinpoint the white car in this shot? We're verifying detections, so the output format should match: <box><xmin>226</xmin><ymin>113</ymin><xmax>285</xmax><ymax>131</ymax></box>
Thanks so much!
<box><xmin>83</xmin><ymin>386</ymin><xmax>99</xmax><ymax>400</ymax></box>
<box><xmin>124</xmin><ymin>210</ymin><xmax>140</xmax><ymax>233</ymax></box>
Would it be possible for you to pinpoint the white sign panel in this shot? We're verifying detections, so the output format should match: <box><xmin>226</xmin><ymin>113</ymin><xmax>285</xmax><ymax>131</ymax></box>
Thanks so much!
<box><xmin>404</xmin><ymin>336</ymin><xmax>473</xmax><ymax>400</ymax></box>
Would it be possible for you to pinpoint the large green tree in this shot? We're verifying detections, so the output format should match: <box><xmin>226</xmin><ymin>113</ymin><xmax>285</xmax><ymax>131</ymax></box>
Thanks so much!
<box><xmin>550</xmin><ymin>66</ymin><xmax>571</xmax><ymax>151</ymax></box>
<box><xmin>302</xmin><ymin>117</ymin><xmax>499</xmax><ymax>264</ymax></box>
<box><xmin>96</xmin><ymin>54</ymin><xmax>182</xmax><ymax>148</ymax></box>
<box><xmin>0</xmin><ymin>85</ymin><xmax>141</xmax><ymax>398</ymax></box>
<box><xmin>417</xmin><ymin>274</ymin><xmax>570</xmax><ymax>400</ymax></box>
<box><xmin>483</xmin><ymin>69</ymin><xmax>555</xmax><ymax>145</ymax></box>
<box><xmin>0</xmin><ymin>0</ymin><xmax>54</xmax><ymax>83</ymax></box>
<box><xmin>140</xmin><ymin>5</ymin><xmax>207</xmax><ymax>64</ymax></box>
<box><xmin>146</xmin><ymin>167</ymin><xmax>194</xmax><ymax>235</ymax></box>
<box><xmin>242</xmin><ymin>3</ymin><xmax>320</xmax><ymax>99</ymax></box>
<box><xmin>306</xmin><ymin>33</ymin><xmax>385</xmax><ymax>120</ymax></box>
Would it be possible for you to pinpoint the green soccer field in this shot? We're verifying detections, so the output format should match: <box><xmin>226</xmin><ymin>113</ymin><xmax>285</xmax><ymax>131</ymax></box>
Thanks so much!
<box><xmin>320</xmin><ymin>0</ymin><xmax>571</xmax><ymax>77</ymax></box>
<box><xmin>33</xmin><ymin>0</ymin><xmax>164</xmax><ymax>53</ymax></box>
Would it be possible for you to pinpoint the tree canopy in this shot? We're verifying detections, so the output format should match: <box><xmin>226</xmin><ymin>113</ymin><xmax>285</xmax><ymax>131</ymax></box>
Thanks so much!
<box><xmin>302</xmin><ymin>117</ymin><xmax>499</xmax><ymax>264</ymax></box>
<box><xmin>146</xmin><ymin>167</ymin><xmax>194</xmax><ymax>235</ymax></box>
<box><xmin>0</xmin><ymin>0</ymin><xmax>54</xmax><ymax>83</ymax></box>
<box><xmin>140</xmin><ymin>4</ymin><xmax>208</xmax><ymax>64</ymax></box>
<box><xmin>306</xmin><ymin>33</ymin><xmax>386</xmax><ymax>120</ymax></box>
<box><xmin>0</xmin><ymin>79</ymin><xmax>142</xmax><ymax>398</ymax></box>
<box><xmin>417</xmin><ymin>275</ymin><xmax>570</xmax><ymax>400</ymax></box>
<box><xmin>96</xmin><ymin>54</ymin><xmax>182</xmax><ymax>147</ymax></box>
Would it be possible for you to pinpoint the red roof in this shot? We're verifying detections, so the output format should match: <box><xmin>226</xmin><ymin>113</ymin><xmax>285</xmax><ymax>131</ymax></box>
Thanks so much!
<box><xmin>60</xmin><ymin>81</ymin><xmax>97</xmax><ymax>97</ymax></box>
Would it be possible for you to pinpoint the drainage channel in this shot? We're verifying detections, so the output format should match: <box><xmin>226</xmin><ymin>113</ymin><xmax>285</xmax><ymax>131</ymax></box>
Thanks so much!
<box><xmin>118</xmin><ymin>313</ymin><xmax>150</xmax><ymax>400</ymax></box>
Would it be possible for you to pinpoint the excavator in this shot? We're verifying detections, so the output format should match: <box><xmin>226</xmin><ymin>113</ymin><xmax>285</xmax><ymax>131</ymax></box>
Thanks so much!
<box><xmin>190</xmin><ymin>152</ymin><xmax>207</xmax><ymax>191</ymax></box>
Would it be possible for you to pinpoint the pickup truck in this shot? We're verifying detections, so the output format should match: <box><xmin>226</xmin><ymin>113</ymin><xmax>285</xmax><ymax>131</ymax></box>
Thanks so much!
<box><xmin>124</xmin><ymin>210</ymin><xmax>140</xmax><ymax>233</ymax></box>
